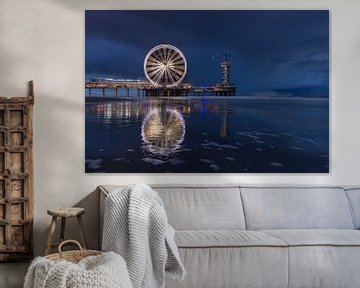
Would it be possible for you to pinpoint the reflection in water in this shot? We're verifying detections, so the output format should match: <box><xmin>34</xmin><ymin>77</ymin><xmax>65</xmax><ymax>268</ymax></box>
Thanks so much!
<box><xmin>220</xmin><ymin>107</ymin><xmax>230</xmax><ymax>139</ymax></box>
<box><xmin>86</xmin><ymin>97</ymin><xmax>329</xmax><ymax>172</ymax></box>
<box><xmin>141</xmin><ymin>105</ymin><xmax>185</xmax><ymax>156</ymax></box>
<box><xmin>92</xmin><ymin>101</ymin><xmax>142</xmax><ymax>121</ymax></box>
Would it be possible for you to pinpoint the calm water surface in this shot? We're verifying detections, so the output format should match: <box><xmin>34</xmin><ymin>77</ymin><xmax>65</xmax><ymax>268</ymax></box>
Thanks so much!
<box><xmin>85</xmin><ymin>96</ymin><xmax>329</xmax><ymax>173</ymax></box>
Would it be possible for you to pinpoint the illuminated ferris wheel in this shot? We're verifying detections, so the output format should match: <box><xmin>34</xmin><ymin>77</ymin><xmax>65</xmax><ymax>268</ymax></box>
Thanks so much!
<box><xmin>143</xmin><ymin>44</ymin><xmax>187</xmax><ymax>88</ymax></box>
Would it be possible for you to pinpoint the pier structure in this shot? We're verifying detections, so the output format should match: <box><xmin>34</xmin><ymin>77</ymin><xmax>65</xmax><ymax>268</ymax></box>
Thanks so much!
<box><xmin>85</xmin><ymin>80</ymin><xmax>235</xmax><ymax>97</ymax></box>
<box><xmin>85</xmin><ymin>80</ymin><xmax>149</xmax><ymax>98</ymax></box>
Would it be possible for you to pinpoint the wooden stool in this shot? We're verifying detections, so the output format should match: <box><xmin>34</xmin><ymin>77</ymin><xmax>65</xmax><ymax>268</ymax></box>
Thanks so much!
<box><xmin>45</xmin><ymin>207</ymin><xmax>87</xmax><ymax>255</ymax></box>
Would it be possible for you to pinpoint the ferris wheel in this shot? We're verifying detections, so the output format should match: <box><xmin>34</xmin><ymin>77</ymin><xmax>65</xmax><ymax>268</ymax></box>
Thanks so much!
<box><xmin>143</xmin><ymin>44</ymin><xmax>187</xmax><ymax>88</ymax></box>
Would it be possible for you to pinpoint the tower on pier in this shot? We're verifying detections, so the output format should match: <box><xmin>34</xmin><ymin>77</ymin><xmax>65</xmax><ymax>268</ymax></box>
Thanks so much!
<box><xmin>213</xmin><ymin>53</ymin><xmax>236</xmax><ymax>96</ymax></box>
<box><xmin>221</xmin><ymin>53</ymin><xmax>231</xmax><ymax>85</ymax></box>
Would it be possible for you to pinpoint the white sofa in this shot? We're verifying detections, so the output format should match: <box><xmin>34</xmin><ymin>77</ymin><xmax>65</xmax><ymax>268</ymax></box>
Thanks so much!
<box><xmin>99</xmin><ymin>185</ymin><xmax>360</xmax><ymax>288</ymax></box>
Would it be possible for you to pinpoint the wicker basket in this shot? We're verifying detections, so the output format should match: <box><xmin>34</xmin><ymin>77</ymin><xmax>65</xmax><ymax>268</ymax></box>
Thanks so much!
<box><xmin>45</xmin><ymin>240</ymin><xmax>102</xmax><ymax>263</ymax></box>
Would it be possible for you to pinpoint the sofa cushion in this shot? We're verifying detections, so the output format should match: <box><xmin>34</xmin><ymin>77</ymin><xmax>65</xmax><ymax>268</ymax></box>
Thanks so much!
<box><xmin>287</xmin><ymin>246</ymin><xmax>360</xmax><ymax>288</ymax></box>
<box><xmin>154</xmin><ymin>186</ymin><xmax>246</xmax><ymax>230</ymax></box>
<box><xmin>241</xmin><ymin>187</ymin><xmax>355</xmax><ymax>230</ymax></box>
<box><xmin>262</xmin><ymin>229</ymin><xmax>360</xmax><ymax>246</ymax></box>
<box><xmin>166</xmin><ymin>246</ymin><xmax>288</xmax><ymax>288</ymax></box>
<box><xmin>261</xmin><ymin>230</ymin><xmax>360</xmax><ymax>288</ymax></box>
<box><xmin>100</xmin><ymin>185</ymin><xmax>246</xmax><ymax>230</ymax></box>
<box><xmin>175</xmin><ymin>230</ymin><xmax>287</xmax><ymax>248</ymax></box>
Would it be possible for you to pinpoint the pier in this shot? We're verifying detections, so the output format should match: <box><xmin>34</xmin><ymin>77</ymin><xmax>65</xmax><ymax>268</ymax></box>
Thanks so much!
<box><xmin>85</xmin><ymin>80</ymin><xmax>236</xmax><ymax>98</ymax></box>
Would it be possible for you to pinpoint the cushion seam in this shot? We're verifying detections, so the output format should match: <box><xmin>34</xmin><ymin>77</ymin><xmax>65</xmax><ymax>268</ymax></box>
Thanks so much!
<box><xmin>344</xmin><ymin>187</ymin><xmax>360</xmax><ymax>191</ymax></box>
<box><xmin>258</xmin><ymin>231</ymin><xmax>360</xmax><ymax>247</ymax></box>
<box><xmin>177</xmin><ymin>243</ymin><xmax>360</xmax><ymax>248</ymax></box>
<box><xmin>289</xmin><ymin>244</ymin><xmax>360</xmax><ymax>247</ymax></box>
<box><xmin>261</xmin><ymin>231</ymin><xmax>291</xmax><ymax>246</ymax></box>
<box><xmin>344</xmin><ymin>190</ymin><xmax>358</xmax><ymax>229</ymax></box>
<box><xmin>239</xmin><ymin>187</ymin><xmax>248</xmax><ymax>230</ymax></box>
<box><xmin>177</xmin><ymin>245</ymin><xmax>288</xmax><ymax>248</ymax></box>
<box><xmin>287</xmin><ymin>246</ymin><xmax>290</xmax><ymax>288</ymax></box>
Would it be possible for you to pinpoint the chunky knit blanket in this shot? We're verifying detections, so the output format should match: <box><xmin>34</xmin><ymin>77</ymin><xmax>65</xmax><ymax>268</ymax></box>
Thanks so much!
<box><xmin>102</xmin><ymin>184</ymin><xmax>185</xmax><ymax>288</ymax></box>
<box><xmin>24</xmin><ymin>251</ymin><xmax>132</xmax><ymax>288</ymax></box>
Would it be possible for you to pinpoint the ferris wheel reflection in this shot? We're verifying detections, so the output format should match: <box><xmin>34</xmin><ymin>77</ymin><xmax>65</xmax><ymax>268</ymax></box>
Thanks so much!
<box><xmin>141</xmin><ymin>105</ymin><xmax>185</xmax><ymax>156</ymax></box>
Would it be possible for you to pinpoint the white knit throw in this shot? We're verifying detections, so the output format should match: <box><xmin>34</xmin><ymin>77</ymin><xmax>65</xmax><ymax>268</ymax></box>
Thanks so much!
<box><xmin>102</xmin><ymin>184</ymin><xmax>185</xmax><ymax>288</ymax></box>
<box><xmin>24</xmin><ymin>251</ymin><xmax>133</xmax><ymax>288</ymax></box>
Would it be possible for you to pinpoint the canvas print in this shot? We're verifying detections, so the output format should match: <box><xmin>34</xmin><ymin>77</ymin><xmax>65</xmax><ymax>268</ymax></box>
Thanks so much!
<box><xmin>85</xmin><ymin>10</ymin><xmax>329</xmax><ymax>173</ymax></box>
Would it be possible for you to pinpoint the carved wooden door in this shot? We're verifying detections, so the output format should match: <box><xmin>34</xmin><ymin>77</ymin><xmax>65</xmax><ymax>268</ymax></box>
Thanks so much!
<box><xmin>0</xmin><ymin>82</ymin><xmax>34</xmax><ymax>261</ymax></box>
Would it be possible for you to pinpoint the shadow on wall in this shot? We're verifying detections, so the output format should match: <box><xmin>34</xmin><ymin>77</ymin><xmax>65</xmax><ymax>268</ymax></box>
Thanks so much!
<box><xmin>70</xmin><ymin>187</ymin><xmax>100</xmax><ymax>250</ymax></box>
<box><xmin>0</xmin><ymin>0</ymin><xmax>39</xmax><ymax>95</ymax></box>
<box><xmin>0</xmin><ymin>46</ymin><xmax>31</xmax><ymax>95</ymax></box>
<box><xmin>37</xmin><ymin>188</ymin><xmax>100</xmax><ymax>256</ymax></box>
<box><xmin>33</xmin><ymin>92</ymin><xmax>86</xmax><ymax>256</ymax></box>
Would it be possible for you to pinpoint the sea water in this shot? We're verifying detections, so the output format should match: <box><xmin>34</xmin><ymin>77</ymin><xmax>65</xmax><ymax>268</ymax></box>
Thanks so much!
<box><xmin>85</xmin><ymin>96</ymin><xmax>329</xmax><ymax>173</ymax></box>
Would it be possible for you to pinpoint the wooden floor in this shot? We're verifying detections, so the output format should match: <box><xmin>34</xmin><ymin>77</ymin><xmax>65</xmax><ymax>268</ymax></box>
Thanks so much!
<box><xmin>0</xmin><ymin>261</ymin><xmax>30</xmax><ymax>288</ymax></box>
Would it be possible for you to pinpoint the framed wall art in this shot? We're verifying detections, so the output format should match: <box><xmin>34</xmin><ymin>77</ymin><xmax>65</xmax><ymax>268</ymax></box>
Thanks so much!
<box><xmin>85</xmin><ymin>10</ymin><xmax>329</xmax><ymax>173</ymax></box>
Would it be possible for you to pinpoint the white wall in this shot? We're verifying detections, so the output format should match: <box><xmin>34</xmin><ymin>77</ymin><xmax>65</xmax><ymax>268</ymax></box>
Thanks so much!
<box><xmin>0</xmin><ymin>0</ymin><xmax>359</xmax><ymax>256</ymax></box>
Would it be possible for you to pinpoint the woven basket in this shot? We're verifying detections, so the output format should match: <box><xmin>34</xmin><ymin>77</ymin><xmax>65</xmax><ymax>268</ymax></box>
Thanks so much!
<box><xmin>45</xmin><ymin>240</ymin><xmax>102</xmax><ymax>263</ymax></box>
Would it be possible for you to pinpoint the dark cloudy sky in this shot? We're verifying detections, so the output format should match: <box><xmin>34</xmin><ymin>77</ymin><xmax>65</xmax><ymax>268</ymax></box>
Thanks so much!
<box><xmin>85</xmin><ymin>10</ymin><xmax>329</xmax><ymax>97</ymax></box>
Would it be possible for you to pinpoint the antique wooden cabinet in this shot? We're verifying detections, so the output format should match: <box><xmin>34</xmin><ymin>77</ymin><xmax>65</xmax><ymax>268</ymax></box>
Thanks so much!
<box><xmin>0</xmin><ymin>81</ymin><xmax>34</xmax><ymax>261</ymax></box>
